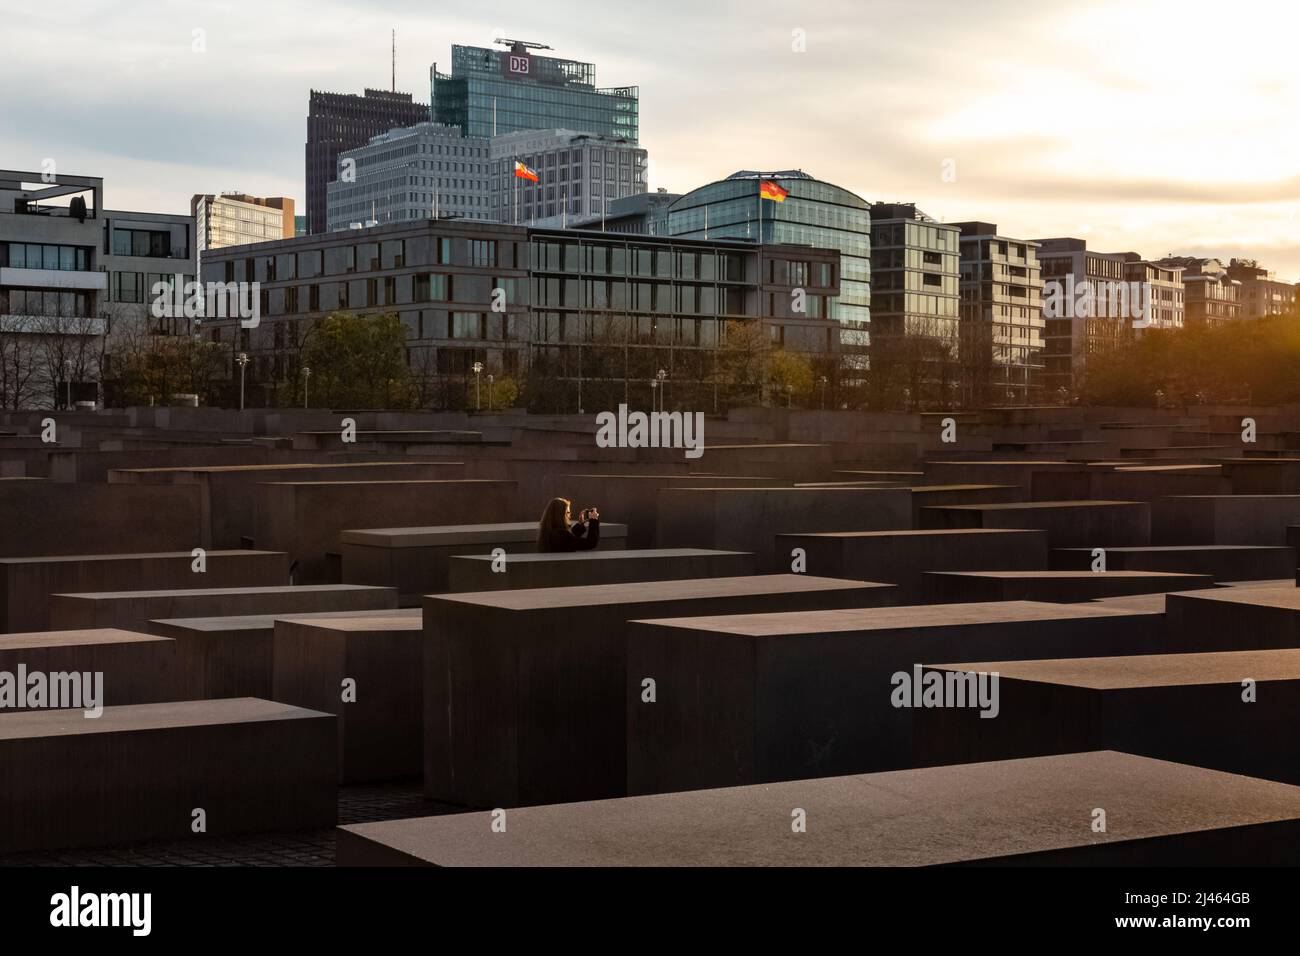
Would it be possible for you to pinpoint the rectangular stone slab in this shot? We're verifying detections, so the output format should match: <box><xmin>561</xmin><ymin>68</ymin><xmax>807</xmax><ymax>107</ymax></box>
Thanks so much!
<box><xmin>336</xmin><ymin>751</ymin><xmax>1300</xmax><ymax>866</ymax></box>
<box><xmin>776</xmin><ymin>529</ymin><xmax>1049</xmax><ymax>603</ymax></box>
<box><xmin>540</xmin><ymin>474</ymin><xmax>787</xmax><ymax>548</ymax></box>
<box><xmin>342</xmin><ymin>521</ymin><xmax>628</xmax><ymax>603</ymax></box>
<box><xmin>1165</xmin><ymin>585</ymin><xmax>1300</xmax><ymax>651</ymax></box>
<box><xmin>150</xmin><ymin>607</ymin><xmax>420</xmax><ymax>700</ymax></box>
<box><xmin>920</xmin><ymin>500</ymin><xmax>1151</xmax><ymax>548</ymax></box>
<box><xmin>1152</xmin><ymin>495</ymin><xmax>1300</xmax><ymax>546</ymax></box>
<box><xmin>626</xmin><ymin>601</ymin><xmax>1187</xmax><ymax>794</ymax></box>
<box><xmin>253</xmin><ymin>479</ymin><xmax>520</xmax><ymax>583</ymax></box>
<box><xmin>424</xmin><ymin>575</ymin><xmax>896</xmax><ymax>808</ymax></box>
<box><xmin>272</xmin><ymin>615</ymin><xmax>424</xmax><ymax>784</ymax></box>
<box><xmin>0</xmin><ymin>483</ymin><xmax>203</xmax><ymax>557</ymax></box>
<box><xmin>0</xmin><ymin>629</ymin><xmax>184</xmax><ymax>710</ymax></box>
<box><xmin>656</xmin><ymin>487</ymin><xmax>912</xmax><ymax>570</ymax></box>
<box><xmin>447</xmin><ymin>548</ymin><xmax>755</xmax><ymax>592</ymax></box>
<box><xmin>49</xmin><ymin>584</ymin><xmax>398</xmax><ymax>633</ymax></box>
<box><xmin>1051</xmin><ymin>544</ymin><xmax>1296</xmax><ymax>581</ymax></box>
<box><xmin>916</xmin><ymin>650</ymin><xmax>1300</xmax><ymax>786</ymax></box>
<box><xmin>0</xmin><ymin>550</ymin><xmax>289</xmax><ymax>633</ymax></box>
<box><xmin>922</xmin><ymin>570</ymin><xmax>1215</xmax><ymax>603</ymax></box>
<box><xmin>0</xmin><ymin>698</ymin><xmax>336</xmax><ymax>854</ymax></box>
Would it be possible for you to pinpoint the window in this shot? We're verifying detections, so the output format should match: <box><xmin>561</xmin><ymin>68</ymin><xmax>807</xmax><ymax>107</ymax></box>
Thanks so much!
<box><xmin>470</xmin><ymin>240</ymin><xmax>496</xmax><ymax>268</ymax></box>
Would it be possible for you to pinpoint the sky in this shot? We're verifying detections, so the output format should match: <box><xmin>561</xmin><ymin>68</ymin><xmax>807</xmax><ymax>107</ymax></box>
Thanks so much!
<box><xmin>3</xmin><ymin>0</ymin><xmax>1298</xmax><ymax>278</ymax></box>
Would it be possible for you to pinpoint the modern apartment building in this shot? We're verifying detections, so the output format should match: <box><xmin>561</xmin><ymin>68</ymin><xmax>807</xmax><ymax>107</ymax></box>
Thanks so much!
<box><xmin>0</xmin><ymin>169</ymin><xmax>194</xmax><ymax>407</ymax></box>
<box><xmin>431</xmin><ymin>41</ymin><xmax>638</xmax><ymax>143</ymax></box>
<box><xmin>1123</xmin><ymin>255</ymin><xmax>1184</xmax><ymax>330</ymax></box>
<box><xmin>1037</xmin><ymin>238</ymin><xmax>1131</xmax><ymax>396</ymax></box>
<box><xmin>1226</xmin><ymin>258</ymin><xmax>1295</xmax><ymax>320</ymax></box>
<box><xmin>1155</xmin><ymin>257</ymin><xmax>1241</xmax><ymax>326</ymax></box>
<box><xmin>196</xmin><ymin>219</ymin><xmax>840</xmax><ymax>411</ymax></box>
<box><xmin>305</xmin><ymin>88</ymin><xmax>429</xmax><ymax>234</ymax></box>
<box><xmin>868</xmin><ymin>203</ymin><xmax>960</xmax><ymax>406</ymax></box>
<box><xmin>666</xmin><ymin>171</ymin><xmax>870</xmax><ymax>369</ymax></box>
<box><xmin>953</xmin><ymin>223</ymin><xmax>1043</xmax><ymax>406</ymax></box>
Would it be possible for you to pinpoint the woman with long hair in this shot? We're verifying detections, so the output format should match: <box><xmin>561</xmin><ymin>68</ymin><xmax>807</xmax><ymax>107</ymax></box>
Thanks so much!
<box><xmin>537</xmin><ymin>497</ymin><xmax>601</xmax><ymax>553</ymax></box>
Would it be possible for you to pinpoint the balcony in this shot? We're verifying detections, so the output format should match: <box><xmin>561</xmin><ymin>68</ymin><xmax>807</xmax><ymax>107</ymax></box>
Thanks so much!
<box><xmin>0</xmin><ymin>267</ymin><xmax>107</xmax><ymax>290</ymax></box>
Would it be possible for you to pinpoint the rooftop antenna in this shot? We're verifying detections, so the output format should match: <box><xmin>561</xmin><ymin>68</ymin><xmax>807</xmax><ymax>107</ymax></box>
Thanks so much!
<box><xmin>493</xmin><ymin>38</ymin><xmax>554</xmax><ymax>53</ymax></box>
<box><xmin>391</xmin><ymin>29</ymin><xmax>395</xmax><ymax>92</ymax></box>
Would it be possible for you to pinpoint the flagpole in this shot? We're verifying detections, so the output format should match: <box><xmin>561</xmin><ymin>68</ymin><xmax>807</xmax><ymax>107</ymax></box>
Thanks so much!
<box><xmin>514</xmin><ymin>156</ymin><xmax>518</xmax><ymax>226</ymax></box>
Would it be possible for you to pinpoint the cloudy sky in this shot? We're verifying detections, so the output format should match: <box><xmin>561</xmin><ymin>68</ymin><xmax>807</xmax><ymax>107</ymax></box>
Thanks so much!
<box><xmin>3</xmin><ymin>0</ymin><xmax>1298</xmax><ymax>277</ymax></box>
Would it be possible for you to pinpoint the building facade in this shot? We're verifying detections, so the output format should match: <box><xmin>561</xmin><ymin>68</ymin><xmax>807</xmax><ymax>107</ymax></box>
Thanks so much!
<box><xmin>327</xmin><ymin>122</ymin><xmax>493</xmax><ymax>230</ymax></box>
<box><xmin>1155</xmin><ymin>257</ymin><xmax>1241</xmax><ymax>326</ymax></box>
<box><xmin>1</xmin><ymin>169</ymin><xmax>194</xmax><ymax>408</ymax></box>
<box><xmin>1226</xmin><ymin>259</ymin><xmax>1295</xmax><ymax>320</ymax></box>
<box><xmin>431</xmin><ymin>42</ymin><xmax>638</xmax><ymax>143</ymax></box>
<box><xmin>954</xmin><ymin>223</ymin><xmax>1043</xmax><ymax>406</ymax></box>
<box><xmin>305</xmin><ymin>88</ymin><xmax>429</xmax><ymax>235</ymax></box>
<box><xmin>489</xmin><ymin>129</ymin><xmax>647</xmax><ymax>225</ymax></box>
<box><xmin>868</xmin><ymin>203</ymin><xmax>960</xmax><ymax>406</ymax></box>
<box><xmin>192</xmin><ymin>193</ymin><xmax>294</xmax><ymax>272</ymax></box>
<box><xmin>666</xmin><ymin>172</ymin><xmax>870</xmax><ymax>368</ymax></box>
<box><xmin>196</xmin><ymin>219</ymin><xmax>840</xmax><ymax>411</ymax></box>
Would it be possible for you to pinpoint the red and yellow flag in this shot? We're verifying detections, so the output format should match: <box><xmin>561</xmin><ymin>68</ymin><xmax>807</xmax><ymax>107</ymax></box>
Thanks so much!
<box><xmin>514</xmin><ymin>160</ymin><xmax>539</xmax><ymax>183</ymax></box>
<box><xmin>759</xmin><ymin>179</ymin><xmax>788</xmax><ymax>202</ymax></box>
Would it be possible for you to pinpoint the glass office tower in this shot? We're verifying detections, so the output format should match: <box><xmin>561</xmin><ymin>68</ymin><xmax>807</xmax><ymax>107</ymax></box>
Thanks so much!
<box><xmin>666</xmin><ymin>171</ymin><xmax>870</xmax><ymax>367</ymax></box>
<box><xmin>432</xmin><ymin>45</ymin><xmax>639</xmax><ymax>143</ymax></box>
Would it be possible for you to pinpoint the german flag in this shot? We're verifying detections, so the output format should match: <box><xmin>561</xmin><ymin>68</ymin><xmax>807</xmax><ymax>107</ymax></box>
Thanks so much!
<box><xmin>514</xmin><ymin>160</ymin><xmax>539</xmax><ymax>183</ymax></box>
<box><xmin>759</xmin><ymin>179</ymin><xmax>788</xmax><ymax>202</ymax></box>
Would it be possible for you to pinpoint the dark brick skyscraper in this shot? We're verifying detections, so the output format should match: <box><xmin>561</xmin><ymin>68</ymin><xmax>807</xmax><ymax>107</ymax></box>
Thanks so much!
<box><xmin>305</xmin><ymin>88</ymin><xmax>427</xmax><ymax>234</ymax></box>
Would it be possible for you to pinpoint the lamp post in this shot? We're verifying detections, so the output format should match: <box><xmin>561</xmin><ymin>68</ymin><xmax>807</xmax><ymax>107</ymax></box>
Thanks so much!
<box><xmin>655</xmin><ymin>368</ymin><xmax>667</xmax><ymax>412</ymax></box>
<box><xmin>472</xmin><ymin>361</ymin><xmax>484</xmax><ymax>411</ymax></box>
<box><xmin>649</xmin><ymin>378</ymin><xmax>658</xmax><ymax>411</ymax></box>
<box><xmin>64</xmin><ymin>358</ymin><xmax>73</xmax><ymax>409</ymax></box>
<box><xmin>785</xmin><ymin>383</ymin><xmax>793</xmax><ymax>408</ymax></box>
<box><xmin>819</xmin><ymin>375</ymin><xmax>827</xmax><ymax>410</ymax></box>
<box><xmin>236</xmin><ymin>352</ymin><xmax>249</xmax><ymax>411</ymax></box>
<box><xmin>487</xmin><ymin>373</ymin><xmax>494</xmax><ymax>412</ymax></box>
<box><xmin>302</xmin><ymin>366</ymin><xmax>311</xmax><ymax>409</ymax></box>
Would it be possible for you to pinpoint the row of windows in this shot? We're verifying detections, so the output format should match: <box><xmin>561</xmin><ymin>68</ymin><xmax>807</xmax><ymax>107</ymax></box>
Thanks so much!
<box><xmin>0</xmin><ymin>288</ymin><xmax>94</xmax><ymax>316</ymax></box>
<box><xmin>0</xmin><ymin>242</ymin><xmax>92</xmax><ymax>271</ymax></box>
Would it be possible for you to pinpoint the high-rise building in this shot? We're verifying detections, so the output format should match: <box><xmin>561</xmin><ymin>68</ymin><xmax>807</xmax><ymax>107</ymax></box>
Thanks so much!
<box><xmin>1155</xmin><ymin>257</ymin><xmax>1241</xmax><ymax>326</ymax></box>
<box><xmin>868</xmin><ymin>203</ymin><xmax>960</xmax><ymax>406</ymax></box>
<box><xmin>192</xmin><ymin>194</ymin><xmax>295</xmax><ymax>274</ymax></box>
<box><xmin>667</xmin><ymin>171</ymin><xmax>870</xmax><ymax>365</ymax></box>
<box><xmin>1226</xmin><ymin>258</ymin><xmax>1295</xmax><ymax>320</ymax></box>
<box><xmin>431</xmin><ymin>42</ymin><xmax>638</xmax><ymax>143</ymax></box>
<box><xmin>489</xmin><ymin>129</ymin><xmax>647</xmax><ymax>225</ymax></box>
<box><xmin>327</xmin><ymin>123</ymin><xmax>493</xmax><ymax>231</ymax></box>
<box><xmin>305</xmin><ymin>88</ymin><xmax>429</xmax><ymax>235</ymax></box>
<box><xmin>953</xmin><ymin>223</ymin><xmax>1042</xmax><ymax>406</ymax></box>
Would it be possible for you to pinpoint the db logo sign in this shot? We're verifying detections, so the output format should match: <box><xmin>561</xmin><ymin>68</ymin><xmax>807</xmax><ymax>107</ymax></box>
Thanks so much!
<box><xmin>508</xmin><ymin>55</ymin><xmax>530</xmax><ymax>75</ymax></box>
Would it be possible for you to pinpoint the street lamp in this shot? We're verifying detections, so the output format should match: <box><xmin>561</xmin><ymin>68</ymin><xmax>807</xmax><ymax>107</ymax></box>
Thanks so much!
<box><xmin>819</xmin><ymin>375</ymin><xmax>827</xmax><ymax>410</ymax></box>
<box><xmin>649</xmin><ymin>378</ymin><xmax>658</xmax><ymax>410</ymax></box>
<box><xmin>472</xmin><ymin>361</ymin><xmax>484</xmax><ymax>411</ymax></box>
<box><xmin>64</xmin><ymin>358</ymin><xmax>73</xmax><ymax>409</ymax></box>
<box><xmin>236</xmin><ymin>352</ymin><xmax>249</xmax><ymax>411</ymax></box>
<box><xmin>302</xmin><ymin>366</ymin><xmax>311</xmax><ymax>409</ymax></box>
<box><xmin>786</xmin><ymin>383</ymin><xmax>793</xmax><ymax>408</ymax></box>
<box><xmin>487</xmin><ymin>373</ymin><xmax>494</xmax><ymax>412</ymax></box>
<box><xmin>655</xmin><ymin>368</ymin><xmax>667</xmax><ymax>412</ymax></box>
